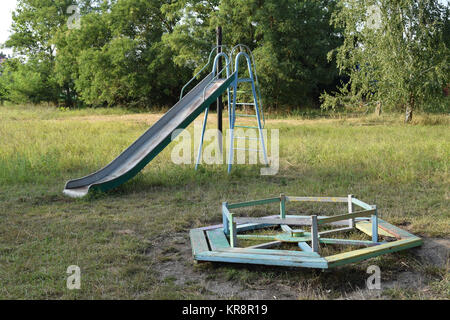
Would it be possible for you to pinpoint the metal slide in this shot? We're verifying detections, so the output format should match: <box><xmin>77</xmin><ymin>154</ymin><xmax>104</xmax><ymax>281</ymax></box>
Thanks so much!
<box><xmin>63</xmin><ymin>72</ymin><xmax>236</xmax><ymax>198</ymax></box>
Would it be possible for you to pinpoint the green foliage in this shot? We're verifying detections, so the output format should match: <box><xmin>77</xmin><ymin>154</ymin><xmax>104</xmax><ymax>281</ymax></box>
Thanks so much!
<box><xmin>1</xmin><ymin>0</ymin><xmax>448</xmax><ymax>114</ymax></box>
<box><xmin>53</xmin><ymin>0</ymin><xmax>188</xmax><ymax>108</ymax></box>
<box><xmin>0</xmin><ymin>58</ymin><xmax>59</xmax><ymax>104</ymax></box>
<box><xmin>3</xmin><ymin>0</ymin><xmax>188</xmax><ymax>108</ymax></box>
<box><xmin>163</xmin><ymin>0</ymin><xmax>342</xmax><ymax>109</ymax></box>
<box><xmin>321</xmin><ymin>0</ymin><xmax>450</xmax><ymax>121</ymax></box>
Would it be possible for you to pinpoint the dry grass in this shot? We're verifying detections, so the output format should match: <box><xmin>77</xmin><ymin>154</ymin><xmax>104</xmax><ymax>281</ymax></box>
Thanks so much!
<box><xmin>0</xmin><ymin>104</ymin><xmax>448</xmax><ymax>299</ymax></box>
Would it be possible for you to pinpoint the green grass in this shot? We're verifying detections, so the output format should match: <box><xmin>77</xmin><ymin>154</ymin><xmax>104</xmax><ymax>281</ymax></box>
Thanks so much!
<box><xmin>0</xmin><ymin>104</ymin><xmax>448</xmax><ymax>299</ymax></box>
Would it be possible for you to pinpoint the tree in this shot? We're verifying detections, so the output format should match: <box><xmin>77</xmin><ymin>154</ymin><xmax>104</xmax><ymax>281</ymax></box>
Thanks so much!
<box><xmin>3</xmin><ymin>0</ymin><xmax>189</xmax><ymax>108</ymax></box>
<box><xmin>53</xmin><ymin>0</ymin><xmax>188</xmax><ymax>108</ymax></box>
<box><xmin>4</xmin><ymin>0</ymin><xmax>77</xmax><ymax>105</ymax></box>
<box><xmin>0</xmin><ymin>57</ymin><xmax>59</xmax><ymax>104</ymax></box>
<box><xmin>163</xmin><ymin>0</ymin><xmax>342</xmax><ymax>109</ymax></box>
<box><xmin>322</xmin><ymin>0</ymin><xmax>450</xmax><ymax>122</ymax></box>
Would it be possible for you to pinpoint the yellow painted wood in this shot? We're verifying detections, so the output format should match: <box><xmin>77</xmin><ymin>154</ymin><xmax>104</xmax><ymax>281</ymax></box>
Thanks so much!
<box><xmin>356</xmin><ymin>221</ymin><xmax>393</xmax><ymax>237</ymax></box>
<box><xmin>317</xmin><ymin>209</ymin><xmax>375</xmax><ymax>225</ymax></box>
<box><xmin>325</xmin><ymin>237</ymin><xmax>423</xmax><ymax>267</ymax></box>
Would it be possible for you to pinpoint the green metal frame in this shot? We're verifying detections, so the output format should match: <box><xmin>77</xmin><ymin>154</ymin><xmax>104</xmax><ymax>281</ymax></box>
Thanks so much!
<box><xmin>190</xmin><ymin>195</ymin><xmax>422</xmax><ymax>269</ymax></box>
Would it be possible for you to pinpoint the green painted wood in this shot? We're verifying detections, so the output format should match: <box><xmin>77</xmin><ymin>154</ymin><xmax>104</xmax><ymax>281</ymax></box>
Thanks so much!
<box><xmin>317</xmin><ymin>209</ymin><xmax>375</xmax><ymax>225</ymax></box>
<box><xmin>318</xmin><ymin>227</ymin><xmax>353</xmax><ymax>236</ymax></box>
<box><xmin>371</xmin><ymin>208</ymin><xmax>378</xmax><ymax>243</ymax></box>
<box><xmin>222</xmin><ymin>203</ymin><xmax>232</xmax><ymax>220</ymax></box>
<box><xmin>311</xmin><ymin>215</ymin><xmax>319</xmax><ymax>253</ymax></box>
<box><xmin>319</xmin><ymin>238</ymin><xmax>381</xmax><ymax>246</ymax></box>
<box><xmin>275</xmin><ymin>233</ymin><xmax>312</xmax><ymax>243</ymax></box>
<box><xmin>229</xmin><ymin>214</ymin><xmax>237</xmax><ymax>248</ymax></box>
<box><xmin>325</xmin><ymin>237</ymin><xmax>423</xmax><ymax>268</ymax></box>
<box><xmin>234</xmin><ymin>217</ymin><xmax>311</xmax><ymax>226</ymax></box>
<box><xmin>222</xmin><ymin>202</ymin><xmax>230</xmax><ymax>235</ymax></box>
<box><xmin>190</xmin><ymin>229</ymin><xmax>209</xmax><ymax>255</ymax></box>
<box><xmin>298</xmin><ymin>242</ymin><xmax>313</xmax><ymax>252</ymax></box>
<box><xmin>280</xmin><ymin>193</ymin><xmax>286</xmax><ymax>219</ymax></box>
<box><xmin>351</xmin><ymin>198</ymin><xmax>373</xmax><ymax>210</ymax></box>
<box><xmin>216</xmin><ymin>247</ymin><xmax>321</xmax><ymax>258</ymax></box>
<box><xmin>237</xmin><ymin>234</ymin><xmax>278</xmax><ymax>241</ymax></box>
<box><xmin>280</xmin><ymin>224</ymin><xmax>292</xmax><ymax>233</ymax></box>
<box><xmin>348</xmin><ymin>194</ymin><xmax>355</xmax><ymax>228</ymax></box>
<box><xmin>227</xmin><ymin>197</ymin><xmax>281</xmax><ymax>209</ymax></box>
<box><xmin>247</xmin><ymin>241</ymin><xmax>282</xmax><ymax>249</ymax></box>
<box><xmin>206</xmin><ymin>229</ymin><xmax>230</xmax><ymax>250</ymax></box>
<box><xmin>286</xmin><ymin>196</ymin><xmax>347</xmax><ymax>203</ymax></box>
<box><xmin>196</xmin><ymin>251</ymin><xmax>328</xmax><ymax>268</ymax></box>
<box><xmin>237</xmin><ymin>223</ymin><xmax>274</xmax><ymax>232</ymax></box>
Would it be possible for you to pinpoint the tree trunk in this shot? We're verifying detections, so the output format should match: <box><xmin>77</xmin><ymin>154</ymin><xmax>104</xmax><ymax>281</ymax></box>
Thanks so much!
<box><xmin>375</xmin><ymin>101</ymin><xmax>382</xmax><ymax>116</ymax></box>
<box><xmin>405</xmin><ymin>94</ymin><xmax>414</xmax><ymax>123</ymax></box>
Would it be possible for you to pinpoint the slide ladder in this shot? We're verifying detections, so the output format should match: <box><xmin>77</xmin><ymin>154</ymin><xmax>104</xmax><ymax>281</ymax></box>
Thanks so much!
<box><xmin>195</xmin><ymin>45</ymin><xmax>268</xmax><ymax>173</ymax></box>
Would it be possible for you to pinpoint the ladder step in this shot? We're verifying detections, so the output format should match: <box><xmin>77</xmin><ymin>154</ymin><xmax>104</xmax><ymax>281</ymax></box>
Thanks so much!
<box><xmin>234</xmin><ymin>125</ymin><xmax>259</xmax><ymax>129</ymax></box>
<box><xmin>235</xmin><ymin>113</ymin><xmax>257</xmax><ymax>118</ymax></box>
<box><xmin>236</xmin><ymin>103</ymin><xmax>255</xmax><ymax>106</ymax></box>
<box><xmin>233</xmin><ymin>148</ymin><xmax>262</xmax><ymax>152</ymax></box>
<box><xmin>233</xmin><ymin>136</ymin><xmax>258</xmax><ymax>140</ymax></box>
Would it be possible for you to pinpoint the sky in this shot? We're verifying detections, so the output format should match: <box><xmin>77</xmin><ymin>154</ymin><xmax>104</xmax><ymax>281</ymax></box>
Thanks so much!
<box><xmin>0</xmin><ymin>0</ymin><xmax>17</xmax><ymax>56</ymax></box>
<box><xmin>0</xmin><ymin>0</ymin><xmax>449</xmax><ymax>56</ymax></box>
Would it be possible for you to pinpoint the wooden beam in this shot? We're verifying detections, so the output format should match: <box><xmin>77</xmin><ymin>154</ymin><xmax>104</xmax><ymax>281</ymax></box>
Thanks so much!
<box><xmin>318</xmin><ymin>227</ymin><xmax>353</xmax><ymax>236</ymax></box>
<box><xmin>286</xmin><ymin>196</ymin><xmax>347</xmax><ymax>203</ymax></box>
<box><xmin>319</xmin><ymin>238</ymin><xmax>381</xmax><ymax>246</ymax></box>
<box><xmin>355</xmin><ymin>221</ymin><xmax>393</xmax><ymax>238</ymax></box>
<box><xmin>229</xmin><ymin>214</ymin><xmax>237</xmax><ymax>248</ymax></box>
<box><xmin>227</xmin><ymin>197</ymin><xmax>280</xmax><ymax>209</ymax></box>
<box><xmin>371</xmin><ymin>206</ymin><xmax>378</xmax><ymax>243</ymax></box>
<box><xmin>247</xmin><ymin>241</ymin><xmax>282</xmax><ymax>249</ymax></box>
<box><xmin>190</xmin><ymin>229</ymin><xmax>209</xmax><ymax>255</ymax></box>
<box><xmin>377</xmin><ymin>218</ymin><xmax>417</xmax><ymax>239</ymax></box>
<box><xmin>196</xmin><ymin>251</ymin><xmax>328</xmax><ymax>268</ymax></box>
<box><xmin>351</xmin><ymin>198</ymin><xmax>373</xmax><ymax>210</ymax></box>
<box><xmin>280</xmin><ymin>224</ymin><xmax>292</xmax><ymax>233</ymax></box>
<box><xmin>237</xmin><ymin>234</ymin><xmax>278</xmax><ymax>241</ymax></box>
<box><xmin>222</xmin><ymin>202</ymin><xmax>230</xmax><ymax>235</ymax></box>
<box><xmin>298</xmin><ymin>242</ymin><xmax>313</xmax><ymax>252</ymax></box>
<box><xmin>348</xmin><ymin>194</ymin><xmax>355</xmax><ymax>228</ymax></box>
<box><xmin>206</xmin><ymin>229</ymin><xmax>230</xmax><ymax>250</ymax></box>
<box><xmin>317</xmin><ymin>209</ymin><xmax>375</xmax><ymax>225</ymax></box>
<box><xmin>311</xmin><ymin>215</ymin><xmax>319</xmax><ymax>253</ymax></box>
<box><xmin>280</xmin><ymin>193</ymin><xmax>286</xmax><ymax>218</ymax></box>
<box><xmin>234</xmin><ymin>217</ymin><xmax>311</xmax><ymax>226</ymax></box>
<box><xmin>325</xmin><ymin>237</ymin><xmax>423</xmax><ymax>268</ymax></box>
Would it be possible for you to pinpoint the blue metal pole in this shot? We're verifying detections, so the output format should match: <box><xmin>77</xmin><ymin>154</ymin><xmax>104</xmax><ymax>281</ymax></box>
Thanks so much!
<box><xmin>195</xmin><ymin>107</ymin><xmax>209</xmax><ymax>170</ymax></box>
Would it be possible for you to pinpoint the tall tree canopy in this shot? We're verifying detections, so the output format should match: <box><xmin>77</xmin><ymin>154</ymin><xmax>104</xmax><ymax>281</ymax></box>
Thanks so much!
<box><xmin>1</xmin><ymin>0</ymin><xmax>447</xmax><ymax>117</ymax></box>
<box><xmin>322</xmin><ymin>0</ymin><xmax>449</xmax><ymax>121</ymax></box>
<box><xmin>163</xmin><ymin>0</ymin><xmax>342</xmax><ymax>108</ymax></box>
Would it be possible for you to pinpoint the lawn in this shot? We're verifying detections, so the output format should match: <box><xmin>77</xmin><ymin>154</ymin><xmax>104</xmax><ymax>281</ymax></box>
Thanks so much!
<box><xmin>0</xmin><ymin>104</ymin><xmax>448</xmax><ymax>299</ymax></box>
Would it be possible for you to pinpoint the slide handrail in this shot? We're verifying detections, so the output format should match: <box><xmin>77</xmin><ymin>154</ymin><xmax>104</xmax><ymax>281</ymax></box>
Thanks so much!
<box><xmin>230</xmin><ymin>44</ymin><xmax>265</xmax><ymax>127</ymax></box>
<box><xmin>202</xmin><ymin>51</ymin><xmax>232</xmax><ymax>100</ymax></box>
<box><xmin>180</xmin><ymin>45</ymin><xmax>230</xmax><ymax>100</ymax></box>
